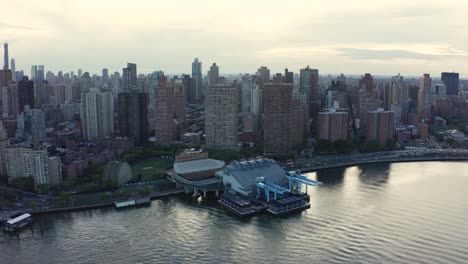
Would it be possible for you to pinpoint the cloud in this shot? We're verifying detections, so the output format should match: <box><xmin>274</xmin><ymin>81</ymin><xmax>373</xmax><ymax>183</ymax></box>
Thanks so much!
<box><xmin>335</xmin><ymin>47</ymin><xmax>468</xmax><ymax>61</ymax></box>
<box><xmin>0</xmin><ymin>21</ymin><xmax>36</xmax><ymax>31</ymax></box>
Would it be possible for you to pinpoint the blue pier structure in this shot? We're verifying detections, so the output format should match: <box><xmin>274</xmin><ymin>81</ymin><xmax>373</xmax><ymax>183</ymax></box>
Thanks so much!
<box><xmin>217</xmin><ymin>159</ymin><xmax>323</xmax><ymax>217</ymax></box>
<box><xmin>286</xmin><ymin>171</ymin><xmax>322</xmax><ymax>194</ymax></box>
<box><xmin>255</xmin><ymin>172</ymin><xmax>322</xmax><ymax>216</ymax></box>
<box><xmin>255</xmin><ymin>177</ymin><xmax>291</xmax><ymax>202</ymax></box>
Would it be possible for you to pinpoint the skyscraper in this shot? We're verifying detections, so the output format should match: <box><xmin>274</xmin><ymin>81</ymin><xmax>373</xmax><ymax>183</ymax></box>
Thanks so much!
<box><xmin>205</xmin><ymin>84</ymin><xmax>239</xmax><ymax>150</ymax></box>
<box><xmin>17</xmin><ymin>106</ymin><xmax>46</xmax><ymax>139</ymax></box>
<box><xmin>360</xmin><ymin>73</ymin><xmax>374</xmax><ymax>92</ymax></box>
<box><xmin>390</xmin><ymin>74</ymin><xmax>409</xmax><ymax>123</ymax></box>
<box><xmin>0</xmin><ymin>121</ymin><xmax>9</xmax><ymax>179</ymax></box>
<box><xmin>417</xmin><ymin>74</ymin><xmax>432</xmax><ymax>116</ymax></box>
<box><xmin>10</xmin><ymin>59</ymin><xmax>15</xmax><ymax>81</ymax></box>
<box><xmin>263</xmin><ymin>82</ymin><xmax>293</xmax><ymax>155</ymax></box>
<box><xmin>256</xmin><ymin>66</ymin><xmax>270</xmax><ymax>84</ymax></box>
<box><xmin>3</xmin><ymin>43</ymin><xmax>8</xmax><ymax>70</ymax></box>
<box><xmin>155</xmin><ymin>83</ymin><xmax>177</xmax><ymax>145</ymax></box>
<box><xmin>2</xmin><ymin>83</ymin><xmax>18</xmax><ymax>118</ymax></box>
<box><xmin>207</xmin><ymin>63</ymin><xmax>219</xmax><ymax>86</ymax></box>
<box><xmin>0</xmin><ymin>68</ymin><xmax>12</xmax><ymax>91</ymax></box>
<box><xmin>191</xmin><ymin>58</ymin><xmax>203</xmax><ymax>101</ymax></box>
<box><xmin>318</xmin><ymin>110</ymin><xmax>349</xmax><ymax>142</ymax></box>
<box><xmin>80</xmin><ymin>72</ymin><xmax>92</xmax><ymax>93</ymax></box>
<box><xmin>118</xmin><ymin>91</ymin><xmax>148</xmax><ymax>146</ymax></box>
<box><xmin>17</xmin><ymin>76</ymin><xmax>35</xmax><ymax>113</ymax></box>
<box><xmin>241</xmin><ymin>74</ymin><xmax>260</xmax><ymax>115</ymax></box>
<box><xmin>102</xmin><ymin>68</ymin><xmax>109</xmax><ymax>84</ymax></box>
<box><xmin>441</xmin><ymin>72</ymin><xmax>459</xmax><ymax>95</ymax></box>
<box><xmin>367</xmin><ymin>110</ymin><xmax>394</xmax><ymax>147</ymax></box>
<box><xmin>122</xmin><ymin>63</ymin><xmax>137</xmax><ymax>91</ymax></box>
<box><xmin>4</xmin><ymin>146</ymin><xmax>62</xmax><ymax>190</ymax></box>
<box><xmin>299</xmin><ymin>66</ymin><xmax>319</xmax><ymax>118</ymax></box>
<box><xmin>434</xmin><ymin>84</ymin><xmax>447</xmax><ymax>98</ymax></box>
<box><xmin>284</xmin><ymin>68</ymin><xmax>293</xmax><ymax>84</ymax></box>
<box><xmin>81</xmin><ymin>88</ymin><xmax>114</xmax><ymax>141</ymax></box>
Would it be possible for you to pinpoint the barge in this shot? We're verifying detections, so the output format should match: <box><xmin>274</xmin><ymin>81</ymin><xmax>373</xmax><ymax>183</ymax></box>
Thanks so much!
<box><xmin>114</xmin><ymin>197</ymin><xmax>151</xmax><ymax>209</ymax></box>
<box><xmin>218</xmin><ymin>193</ymin><xmax>256</xmax><ymax>218</ymax></box>
<box><xmin>4</xmin><ymin>213</ymin><xmax>32</xmax><ymax>232</ymax></box>
<box><xmin>266</xmin><ymin>195</ymin><xmax>311</xmax><ymax>216</ymax></box>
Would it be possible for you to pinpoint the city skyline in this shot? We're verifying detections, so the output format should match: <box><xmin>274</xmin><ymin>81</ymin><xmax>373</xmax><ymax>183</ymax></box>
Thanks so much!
<box><xmin>2</xmin><ymin>0</ymin><xmax>468</xmax><ymax>76</ymax></box>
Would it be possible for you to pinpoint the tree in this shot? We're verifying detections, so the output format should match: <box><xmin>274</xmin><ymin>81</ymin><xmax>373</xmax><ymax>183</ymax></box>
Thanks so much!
<box><xmin>36</xmin><ymin>184</ymin><xmax>50</xmax><ymax>194</ymax></box>
<box><xmin>446</xmin><ymin>138</ymin><xmax>455</xmax><ymax>146</ymax></box>
<box><xmin>11</xmin><ymin>177</ymin><xmax>35</xmax><ymax>192</ymax></box>
<box><xmin>141</xmin><ymin>186</ymin><xmax>153</xmax><ymax>196</ymax></box>
<box><xmin>333</xmin><ymin>140</ymin><xmax>351</xmax><ymax>153</ymax></box>
<box><xmin>315</xmin><ymin>139</ymin><xmax>333</xmax><ymax>153</ymax></box>
<box><xmin>30</xmin><ymin>201</ymin><xmax>38</xmax><ymax>210</ymax></box>
<box><xmin>386</xmin><ymin>139</ymin><xmax>397</xmax><ymax>150</ymax></box>
<box><xmin>364</xmin><ymin>140</ymin><xmax>380</xmax><ymax>152</ymax></box>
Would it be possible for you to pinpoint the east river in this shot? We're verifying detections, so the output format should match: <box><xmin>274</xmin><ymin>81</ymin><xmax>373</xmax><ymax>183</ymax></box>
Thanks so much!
<box><xmin>1</xmin><ymin>161</ymin><xmax>468</xmax><ymax>264</ymax></box>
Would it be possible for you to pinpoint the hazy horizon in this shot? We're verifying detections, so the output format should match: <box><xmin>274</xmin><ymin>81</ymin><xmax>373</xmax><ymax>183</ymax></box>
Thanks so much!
<box><xmin>3</xmin><ymin>0</ymin><xmax>468</xmax><ymax>77</ymax></box>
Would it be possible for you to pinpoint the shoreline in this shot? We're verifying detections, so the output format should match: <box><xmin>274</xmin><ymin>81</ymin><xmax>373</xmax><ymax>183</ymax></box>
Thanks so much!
<box><xmin>5</xmin><ymin>158</ymin><xmax>468</xmax><ymax>217</ymax></box>
<box><xmin>28</xmin><ymin>188</ymin><xmax>185</xmax><ymax>215</ymax></box>
<box><xmin>297</xmin><ymin>156</ymin><xmax>468</xmax><ymax>173</ymax></box>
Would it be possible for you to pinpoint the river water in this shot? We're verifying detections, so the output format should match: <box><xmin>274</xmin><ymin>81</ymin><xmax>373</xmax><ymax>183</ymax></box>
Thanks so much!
<box><xmin>1</xmin><ymin>161</ymin><xmax>468</xmax><ymax>264</ymax></box>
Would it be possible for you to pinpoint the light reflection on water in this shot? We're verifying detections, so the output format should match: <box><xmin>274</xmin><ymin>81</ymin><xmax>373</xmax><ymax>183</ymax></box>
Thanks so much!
<box><xmin>1</xmin><ymin>161</ymin><xmax>468</xmax><ymax>264</ymax></box>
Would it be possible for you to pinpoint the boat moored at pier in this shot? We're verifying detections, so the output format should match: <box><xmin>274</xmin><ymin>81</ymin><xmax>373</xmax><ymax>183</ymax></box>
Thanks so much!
<box><xmin>4</xmin><ymin>213</ymin><xmax>32</xmax><ymax>232</ymax></box>
<box><xmin>218</xmin><ymin>193</ymin><xmax>256</xmax><ymax>217</ymax></box>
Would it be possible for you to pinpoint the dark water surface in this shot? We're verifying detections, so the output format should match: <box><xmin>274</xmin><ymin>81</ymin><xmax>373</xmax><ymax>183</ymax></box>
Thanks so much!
<box><xmin>2</xmin><ymin>162</ymin><xmax>468</xmax><ymax>264</ymax></box>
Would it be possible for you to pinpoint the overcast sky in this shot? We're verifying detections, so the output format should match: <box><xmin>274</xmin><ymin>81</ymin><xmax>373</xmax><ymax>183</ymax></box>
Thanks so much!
<box><xmin>2</xmin><ymin>0</ymin><xmax>467</xmax><ymax>77</ymax></box>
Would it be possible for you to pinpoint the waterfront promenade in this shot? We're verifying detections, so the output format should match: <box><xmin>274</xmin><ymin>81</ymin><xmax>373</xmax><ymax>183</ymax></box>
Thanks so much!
<box><xmin>4</xmin><ymin>188</ymin><xmax>185</xmax><ymax>217</ymax></box>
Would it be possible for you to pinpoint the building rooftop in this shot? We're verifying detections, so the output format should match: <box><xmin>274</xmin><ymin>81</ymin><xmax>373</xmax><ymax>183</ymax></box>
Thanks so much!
<box><xmin>223</xmin><ymin>193</ymin><xmax>251</xmax><ymax>207</ymax></box>
<box><xmin>6</xmin><ymin>213</ymin><xmax>31</xmax><ymax>225</ymax></box>
<box><xmin>174</xmin><ymin>158</ymin><xmax>225</xmax><ymax>175</ymax></box>
<box><xmin>223</xmin><ymin>158</ymin><xmax>287</xmax><ymax>192</ymax></box>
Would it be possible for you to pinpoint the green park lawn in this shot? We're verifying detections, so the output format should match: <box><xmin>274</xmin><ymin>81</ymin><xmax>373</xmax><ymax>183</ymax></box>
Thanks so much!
<box><xmin>131</xmin><ymin>159</ymin><xmax>174</xmax><ymax>181</ymax></box>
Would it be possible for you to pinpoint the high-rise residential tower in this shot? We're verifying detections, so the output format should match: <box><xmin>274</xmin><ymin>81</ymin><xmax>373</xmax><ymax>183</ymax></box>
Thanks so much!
<box><xmin>205</xmin><ymin>84</ymin><xmax>239</xmax><ymax>150</ymax></box>
<box><xmin>390</xmin><ymin>74</ymin><xmax>409</xmax><ymax>123</ymax></box>
<box><xmin>5</xmin><ymin>146</ymin><xmax>62</xmax><ymax>190</ymax></box>
<box><xmin>81</xmin><ymin>88</ymin><xmax>114</xmax><ymax>141</ymax></box>
<box><xmin>241</xmin><ymin>74</ymin><xmax>260</xmax><ymax>115</ymax></box>
<box><xmin>256</xmin><ymin>66</ymin><xmax>270</xmax><ymax>84</ymax></box>
<box><xmin>2</xmin><ymin>83</ymin><xmax>18</xmax><ymax>118</ymax></box>
<box><xmin>191</xmin><ymin>58</ymin><xmax>203</xmax><ymax>101</ymax></box>
<box><xmin>102</xmin><ymin>68</ymin><xmax>109</xmax><ymax>84</ymax></box>
<box><xmin>118</xmin><ymin>90</ymin><xmax>148</xmax><ymax>146</ymax></box>
<box><xmin>0</xmin><ymin>121</ymin><xmax>9</xmax><ymax>179</ymax></box>
<box><xmin>122</xmin><ymin>63</ymin><xmax>137</xmax><ymax>91</ymax></box>
<box><xmin>263</xmin><ymin>82</ymin><xmax>293</xmax><ymax>155</ymax></box>
<box><xmin>360</xmin><ymin>73</ymin><xmax>374</xmax><ymax>92</ymax></box>
<box><xmin>207</xmin><ymin>63</ymin><xmax>219</xmax><ymax>86</ymax></box>
<box><xmin>284</xmin><ymin>68</ymin><xmax>293</xmax><ymax>84</ymax></box>
<box><xmin>17</xmin><ymin>106</ymin><xmax>46</xmax><ymax>140</ymax></box>
<box><xmin>318</xmin><ymin>110</ymin><xmax>349</xmax><ymax>142</ymax></box>
<box><xmin>154</xmin><ymin>83</ymin><xmax>187</xmax><ymax>145</ymax></box>
<box><xmin>417</xmin><ymin>74</ymin><xmax>432</xmax><ymax>117</ymax></box>
<box><xmin>367</xmin><ymin>109</ymin><xmax>395</xmax><ymax>147</ymax></box>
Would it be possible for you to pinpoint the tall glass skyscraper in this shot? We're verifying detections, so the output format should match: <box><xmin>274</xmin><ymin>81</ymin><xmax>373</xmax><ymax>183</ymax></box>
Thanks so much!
<box><xmin>441</xmin><ymin>72</ymin><xmax>459</xmax><ymax>95</ymax></box>
<box><xmin>191</xmin><ymin>58</ymin><xmax>202</xmax><ymax>101</ymax></box>
<box><xmin>3</xmin><ymin>43</ymin><xmax>8</xmax><ymax>70</ymax></box>
<box><xmin>122</xmin><ymin>63</ymin><xmax>137</xmax><ymax>91</ymax></box>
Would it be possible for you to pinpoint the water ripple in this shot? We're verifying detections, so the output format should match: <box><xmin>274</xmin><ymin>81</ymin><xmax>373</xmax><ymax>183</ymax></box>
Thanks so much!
<box><xmin>1</xmin><ymin>162</ymin><xmax>468</xmax><ymax>263</ymax></box>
